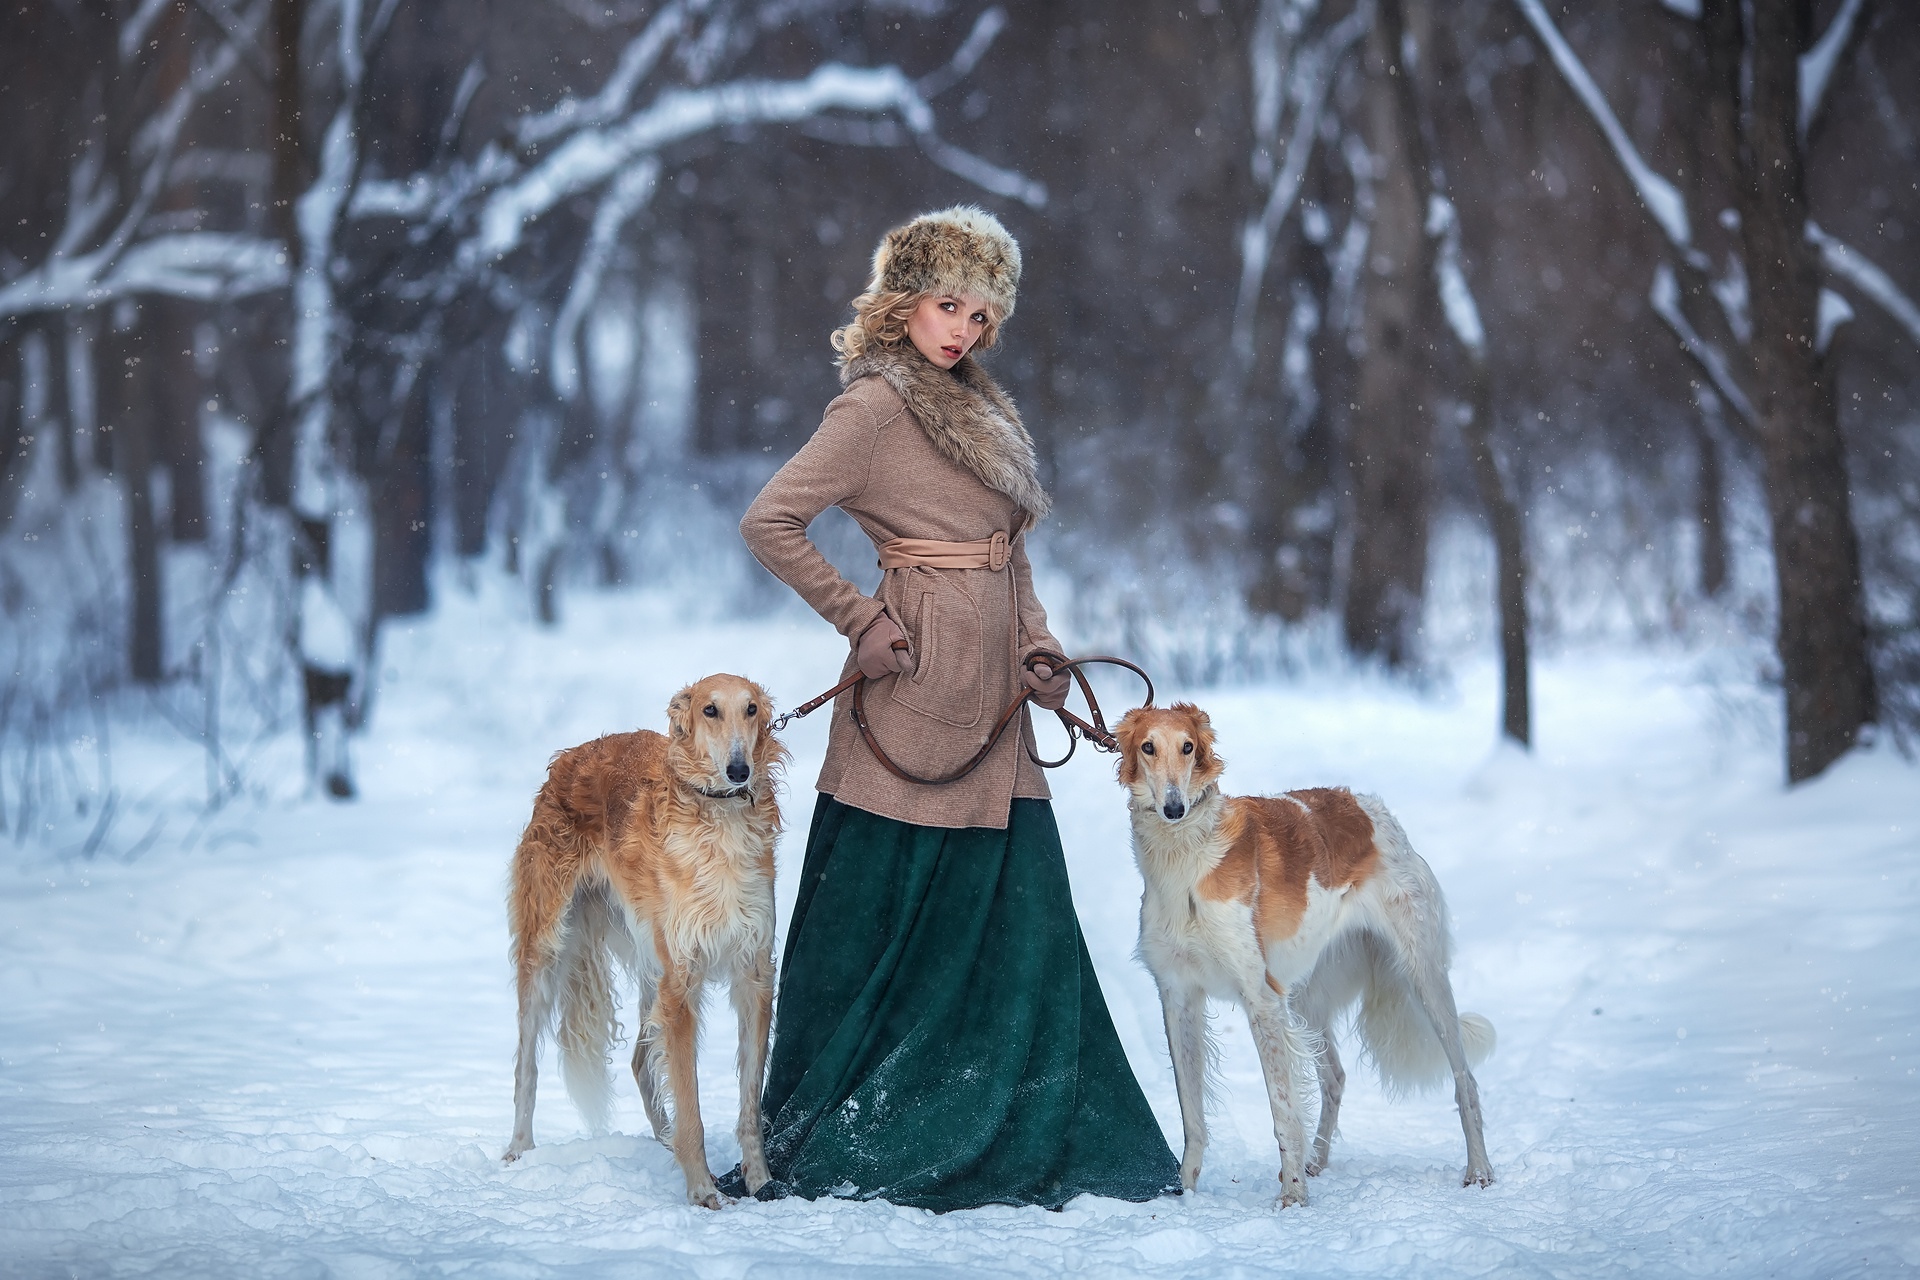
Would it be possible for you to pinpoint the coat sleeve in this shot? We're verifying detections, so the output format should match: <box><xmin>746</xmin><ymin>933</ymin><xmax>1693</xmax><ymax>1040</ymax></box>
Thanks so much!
<box><xmin>1010</xmin><ymin>529</ymin><xmax>1064</xmax><ymax>660</ymax></box>
<box><xmin>740</xmin><ymin>391</ymin><xmax>890</xmax><ymax>641</ymax></box>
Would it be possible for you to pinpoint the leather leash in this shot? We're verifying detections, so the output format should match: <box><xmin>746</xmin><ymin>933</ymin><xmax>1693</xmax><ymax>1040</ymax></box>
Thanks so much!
<box><xmin>770</xmin><ymin>644</ymin><xmax>1154</xmax><ymax>787</ymax></box>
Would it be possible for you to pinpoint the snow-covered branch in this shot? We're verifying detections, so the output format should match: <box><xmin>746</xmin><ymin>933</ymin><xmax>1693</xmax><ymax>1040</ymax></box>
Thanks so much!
<box><xmin>1800</xmin><ymin>0</ymin><xmax>1866</xmax><ymax>140</ymax></box>
<box><xmin>550</xmin><ymin>159</ymin><xmax>661</xmax><ymax>403</ymax></box>
<box><xmin>0</xmin><ymin>234</ymin><xmax>287</xmax><ymax>320</ymax></box>
<box><xmin>475</xmin><ymin>58</ymin><xmax>1041</xmax><ymax>261</ymax></box>
<box><xmin>1650</xmin><ymin>263</ymin><xmax>1758</xmax><ymax>428</ymax></box>
<box><xmin>1232</xmin><ymin>2</ymin><xmax>1367</xmax><ymax>363</ymax></box>
<box><xmin>1</xmin><ymin>0</ymin><xmax>268</xmax><ymax>320</ymax></box>
<box><xmin>1807</xmin><ymin>221</ymin><xmax>1920</xmax><ymax>348</ymax></box>
<box><xmin>916</xmin><ymin>6</ymin><xmax>1008</xmax><ymax>100</ymax></box>
<box><xmin>1510</xmin><ymin>0</ymin><xmax>1693</xmax><ymax>255</ymax></box>
<box><xmin>515</xmin><ymin>0</ymin><xmax>689</xmax><ymax>148</ymax></box>
<box><xmin>1426</xmin><ymin>195</ymin><xmax>1485</xmax><ymax>359</ymax></box>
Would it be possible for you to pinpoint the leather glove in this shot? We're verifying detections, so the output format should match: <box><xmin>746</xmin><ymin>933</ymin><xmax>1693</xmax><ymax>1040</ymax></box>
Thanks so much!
<box><xmin>1022</xmin><ymin>657</ymin><xmax>1071</xmax><ymax>711</ymax></box>
<box><xmin>855</xmin><ymin>613</ymin><xmax>913</xmax><ymax>679</ymax></box>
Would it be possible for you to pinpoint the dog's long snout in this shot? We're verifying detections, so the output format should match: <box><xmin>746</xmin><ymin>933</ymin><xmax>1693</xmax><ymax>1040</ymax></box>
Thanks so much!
<box><xmin>726</xmin><ymin>742</ymin><xmax>750</xmax><ymax>786</ymax></box>
<box><xmin>1161</xmin><ymin>785</ymin><xmax>1186</xmax><ymax>822</ymax></box>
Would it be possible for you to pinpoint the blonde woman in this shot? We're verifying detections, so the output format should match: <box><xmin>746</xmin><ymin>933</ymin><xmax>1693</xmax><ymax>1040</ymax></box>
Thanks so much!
<box><xmin>730</xmin><ymin>207</ymin><xmax>1178</xmax><ymax>1210</ymax></box>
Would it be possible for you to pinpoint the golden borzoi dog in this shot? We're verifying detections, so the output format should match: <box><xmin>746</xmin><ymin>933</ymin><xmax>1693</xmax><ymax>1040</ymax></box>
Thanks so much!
<box><xmin>504</xmin><ymin>674</ymin><xmax>787</xmax><ymax>1208</ymax></box>
<box><xmin>1115</xmin><ymin>704</ymin><xmax>1495</xmax><ymax>1206</ymax></box>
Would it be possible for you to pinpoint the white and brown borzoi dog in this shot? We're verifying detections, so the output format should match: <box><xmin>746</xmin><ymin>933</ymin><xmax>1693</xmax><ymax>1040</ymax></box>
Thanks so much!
<box><xmin>1116</xmin><ymin>704</ymin><xmax>1495</xmax><ymax>1206</ymax></box>
<box><xmin>504</xmin><ymin>674</ymin><xmax>787</xmax><ymax>1207</ymax></box>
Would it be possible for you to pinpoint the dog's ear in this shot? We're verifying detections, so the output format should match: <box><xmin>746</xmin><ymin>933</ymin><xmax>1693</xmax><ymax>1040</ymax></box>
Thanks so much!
<box><xmin>1114</xmin><ymin>710</ymin><xmax>1144</xmax><ymax>786</ymax></box>
<box><xmin>749</xmin><ymin>681</ymin><xmax>788</xmax><ymax>771</ymax></box>
<box><xmin>667</xmin><ymin>685</ymin><xmax>694</xmax><ymax>739</ymax></box>
<box><xmin>1188</xmin><ymin>707</ymin><xmax>1224</xmax><ymax>777</ymax></box>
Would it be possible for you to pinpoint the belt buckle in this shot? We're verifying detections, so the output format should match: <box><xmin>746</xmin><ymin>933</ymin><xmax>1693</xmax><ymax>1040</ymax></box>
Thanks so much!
<box><xmin>988</xmin><ymin>529</ymin><xmax>1009</xmax><ymax>571</ymax></box>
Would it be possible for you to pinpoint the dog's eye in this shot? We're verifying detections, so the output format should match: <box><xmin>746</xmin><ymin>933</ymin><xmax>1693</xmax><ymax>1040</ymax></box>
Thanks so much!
<box><xmin>703</xmin><ymin>705</ymin><xmax>718</xmax><ymax>718</ymax></box>
<box><xmin>746</xmin><ymin>703</ymin><xmax>758</xmax><ymax>717</ymax></box>
<box><xmin>1141</xmin><ymin>741</ymin><xmax>1155</xmax><ymax>756</ymax></box>
<box><xmin>1182</xmin><ymin>741</ymin><xmax>1194</xmax><ymax>755</ymax></box>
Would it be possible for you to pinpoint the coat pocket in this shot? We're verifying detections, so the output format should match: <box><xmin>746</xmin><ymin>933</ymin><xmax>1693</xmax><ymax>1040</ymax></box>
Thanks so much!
<box><xmin>889</xmin><ymin>569</ymin><xmax>985</xmax><ymax>729</ymax></box>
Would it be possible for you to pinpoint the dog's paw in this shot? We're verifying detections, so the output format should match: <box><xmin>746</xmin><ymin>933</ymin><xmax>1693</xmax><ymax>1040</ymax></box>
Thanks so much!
<box><xmin>1305</xmin><ymin>1158</ymin><xmax>1324</xmax><ymax>1178</ymax></box>
<box><xmin>1277</xmin><ymin>1172</ymin><xmax>1308</xmax><ymax>1208</ymax></box>
<box><xmin>1462</xmin><ymin>1163</ymin><xmax>1495</xmax><ymax>1189</ymax></box>
<box><xmin>501</xmin><ymin>1140</ymin><xmax>532</xmax><ymax>1165</ymax></box>
<box><xmin>686</xmin><ymin>1184</ymin><xmax>726</xmax><ymax>1210</ymax></box>
<box><xmin>1179</xmin><ymin>1156</ymin><xmax>1203</xmax><ymax>1193</ymax></box>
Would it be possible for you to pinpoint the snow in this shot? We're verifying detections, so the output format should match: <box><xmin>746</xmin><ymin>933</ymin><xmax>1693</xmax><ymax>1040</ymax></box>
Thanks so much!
<box><xmin>3</xmin><ymin>585</ymin><xmax>1918</xmax><ymax>1277</ymax></box>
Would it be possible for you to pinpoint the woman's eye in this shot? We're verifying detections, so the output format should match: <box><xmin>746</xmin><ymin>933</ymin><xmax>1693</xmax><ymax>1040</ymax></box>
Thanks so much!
<box><xmin>940</xmin><ymin>301</ymin><xmax>955</xmax><ymax>312</ymax></box>
<box><xmin>972</xmin><ymin>313</ymin><xmax>987</xmax><ymax>325</ymax></box>
<box><xmin>703</xmin><ymin>705</ymin><xmax>718</xmax><ymax>718</ymax></box>
<box><xmin>1141</xmin><ymin>742</ymin><xmax>1155</xmax><ymax>756</ymax></box>
<box><xmin>747</xmin><ymin>704</ymin><xmax>758</xmax><ymax>717</ymax></box>
<box><xmin>1182</xmin><ymin>741</ymin><xmax>1194</xmax><ymax>755</ymax></box>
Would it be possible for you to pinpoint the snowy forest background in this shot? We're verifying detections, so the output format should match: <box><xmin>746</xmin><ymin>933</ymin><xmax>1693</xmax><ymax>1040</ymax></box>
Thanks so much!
<box><xmin>2</xmin><ymin>0</ymin><xmax>1917</xmax><ymax>835</ymax></box>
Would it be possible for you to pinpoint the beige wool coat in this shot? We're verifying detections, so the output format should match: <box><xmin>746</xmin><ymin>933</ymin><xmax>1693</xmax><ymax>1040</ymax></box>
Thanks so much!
<box><xmin>740</xmin><ymin>344</ymin><xmax>1063</xmax><ymax>830</ymax></box>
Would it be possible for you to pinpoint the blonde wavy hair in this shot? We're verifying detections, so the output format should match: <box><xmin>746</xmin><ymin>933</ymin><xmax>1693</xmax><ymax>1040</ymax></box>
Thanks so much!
<box><xmin>831</xmin><ymin>288</ymin><xmax>1002</xmax><ymax>362</ymax></box>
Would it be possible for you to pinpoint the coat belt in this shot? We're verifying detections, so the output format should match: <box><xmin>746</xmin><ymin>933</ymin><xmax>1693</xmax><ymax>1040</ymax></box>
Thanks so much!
<box><xmin>878</xmin><ymin>529</ymin><xmax>1011</xmax><ymax>571</ymax></box>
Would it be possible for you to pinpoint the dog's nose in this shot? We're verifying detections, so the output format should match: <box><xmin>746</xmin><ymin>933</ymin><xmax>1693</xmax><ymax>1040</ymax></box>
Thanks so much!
<box><xmin>1162</xmin><ymin>788</ymin><xmax>1186</xmax><ymax>821</ymax></box>
<box><xmin>726</xmin><ymin>753</ymin><xmax>750</xmax><ymax>786</ymax></box>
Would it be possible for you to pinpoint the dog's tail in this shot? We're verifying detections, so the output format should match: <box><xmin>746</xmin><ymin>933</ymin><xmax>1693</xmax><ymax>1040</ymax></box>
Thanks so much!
<box><xmin>1352</xmin><ymin>939</ymin><xmax>1496</xmax><ymax>1094</ymax></box>
<box><xmin>554</xmin><ymin>880</ymin><xmax>626</xmax><ymax>1134</ymax></box>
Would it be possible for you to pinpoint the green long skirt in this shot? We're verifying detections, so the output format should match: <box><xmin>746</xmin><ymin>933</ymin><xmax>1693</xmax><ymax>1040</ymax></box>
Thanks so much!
<box><xmin>720</xmin><ymin>795</ymin><xmax>1180</xmax><ymax>1212</ymax></box>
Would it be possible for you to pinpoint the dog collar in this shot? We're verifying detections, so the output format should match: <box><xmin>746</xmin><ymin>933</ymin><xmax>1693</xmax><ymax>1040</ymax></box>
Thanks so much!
<box><xmin>687</xmin><ymin>781</ymin><xmax>753</xmax><ymax>801</ymax></box>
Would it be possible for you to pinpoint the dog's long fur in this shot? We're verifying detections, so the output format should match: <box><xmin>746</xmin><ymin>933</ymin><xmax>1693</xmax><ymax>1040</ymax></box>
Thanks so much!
<box><xmin>504</xmin><ymin>675</ymin><xmax>787</xmax><ymax>1208</ymax></box>
<box><xmin>1116</xmin><ymin>704</ymin><xmax>1495</xmax><ymax>1206</ymax></box>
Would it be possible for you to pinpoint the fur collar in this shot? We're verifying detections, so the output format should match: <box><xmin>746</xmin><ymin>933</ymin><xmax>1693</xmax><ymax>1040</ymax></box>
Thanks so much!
<box><xmin>839</xmin><ymin>344</ymin><xmax>1051</xmax><ymax>521</ymax></box>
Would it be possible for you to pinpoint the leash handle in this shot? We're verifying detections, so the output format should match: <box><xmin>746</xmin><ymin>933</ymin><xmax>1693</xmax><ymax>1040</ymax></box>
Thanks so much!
<box><xmin>851</xmin><ymin>650</ymin><xmax>1153</xmax><ymax>787</ymax></box>
<box><xmin>772</xmin><ymin>646</ymin><xmax>1154</xmax><ymax>788</ymax></box>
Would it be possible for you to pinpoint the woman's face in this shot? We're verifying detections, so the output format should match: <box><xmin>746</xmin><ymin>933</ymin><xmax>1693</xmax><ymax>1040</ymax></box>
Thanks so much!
<box><xmin>905</xmin><ymin>293</ymin><xmax>991</xmax><ymax>369</ymax></box>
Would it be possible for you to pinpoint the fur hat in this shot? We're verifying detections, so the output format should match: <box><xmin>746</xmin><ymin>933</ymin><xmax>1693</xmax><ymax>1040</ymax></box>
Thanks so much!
<box><xmin>869</xmin><ymin>205</ymin><xmax>1021</xmax><ymax>323</ymax></box>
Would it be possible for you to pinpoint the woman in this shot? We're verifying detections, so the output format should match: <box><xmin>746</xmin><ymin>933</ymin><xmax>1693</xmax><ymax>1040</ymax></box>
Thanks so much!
<box><xmin>729</xmin><ymin>206</ymin><xmax>1179</xmax><ymax>1211</ymax></box>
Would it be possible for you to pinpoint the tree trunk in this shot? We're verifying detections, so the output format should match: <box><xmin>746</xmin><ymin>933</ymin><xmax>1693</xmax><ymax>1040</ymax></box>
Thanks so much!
<box><xmin>148</xmin><ymin>300</ymin><xmax>208</xmax><ymax>543</ymax></box>
<box><xmin>1726</xmin><ymin>0</ymin><xmax>1875</xmax><ymax>781</ymax></box>
<box><xmin>1342</xmin><ymin>8</ymin><xmax>1436</xmax><ymax>668</ymax></box>
<box><xmin>48</xmin><ymin>319</ymin><xmax>77</xmax><ymax>494</ymax></box>
<box><xmin>0</xmin><ymin>329</ymin><xmax>23</xmax><ymax>530</ymax></box>
<box><xmin>1461</xmin><ymin>365</ymin><xmax>1531</xmax><ymax>746</ymax></box>
<box><xmin>104</xmin><ymin>314</ymin><xmax>164</xmax><ymax>683</ymax></box>
<box><xmin>1382</xmin><ymin>0</ymin><xmax>1531</xmax><ymax>743</ymax></box>
<box><xmin>373</xmin><ymin>377</ymin><xmax>432</xmax><ymax>621</ymax></box>
<box><xmin>1692</xmin><ymin>411</ymin><xmax>1728</xmax><ymax>597</ymax></box>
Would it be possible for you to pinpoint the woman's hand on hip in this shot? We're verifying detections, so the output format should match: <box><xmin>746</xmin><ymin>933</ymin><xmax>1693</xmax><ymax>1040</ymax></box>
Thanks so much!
<box><xmin>1022</xmin><ymin>659</ymin><xmax>1071</xmax><ymax>710</ymax></box>
<box><xmin>856</xmin><ymin>613</ymin><xmax>914</xmax><ymax>679</ymax></box>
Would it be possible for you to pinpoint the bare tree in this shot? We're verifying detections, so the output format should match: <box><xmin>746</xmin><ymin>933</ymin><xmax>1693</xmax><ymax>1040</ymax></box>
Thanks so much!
<box><xmin>1378</xmin><ymin>0</ymin><xmax>1531</xmax><ymax>743</ymax></box>
<box><xmin>1512</xmin><ymin>0</ymin><xmax>1909</xmax><ymax>780</ymax></box>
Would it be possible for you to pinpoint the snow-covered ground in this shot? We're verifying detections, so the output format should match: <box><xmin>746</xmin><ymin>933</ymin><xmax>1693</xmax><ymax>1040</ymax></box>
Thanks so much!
<box><xmin>2</xmin><ymin>586</ymin><xmax>1916</xmax><ymax>1278</ymax></box>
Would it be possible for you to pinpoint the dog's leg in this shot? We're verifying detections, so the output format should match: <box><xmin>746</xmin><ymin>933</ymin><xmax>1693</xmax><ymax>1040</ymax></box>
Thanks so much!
<box><xmin>1306</xmin><ymin>1028</ymin><xmax>1345</xmax><ymax>1176</ymax></box>
<box><xmin>1384</xmin><ymin>897</ymin><xmax>1495</xmax><ymax>1188</ymax></box>
<box><xmin>1407</xmin><ymin>953</ymin><xmax>1495</xmax><ymax>1187</ymax></box>
<box><xmin>1158</xmin><ymin>979</ymin><xmax>1210</xmax><ymax>1192</ymax></box>
<box><xmin>654</xmin><ymin>967</ymin><xmax>720</xmax><ymax>1208</ymax></box>
<box><xmin>731</xmin><ymin>944</ymin><xmax>774</xmax><ymax>1195</ymax></box>
<box><xmin>505</xmin><ymin>962</ymin><xmax>552</xmax><ymax>1162</ymax></box>
<box><xmin>1244</xmin><ymin>980</ymin><xmax>1309</xmax><ymax>1207</ymax></box>
<box><xmin>630</xmin><ymin>977</ymin><xmax>672</xmax><ymax>1143</ymax></box>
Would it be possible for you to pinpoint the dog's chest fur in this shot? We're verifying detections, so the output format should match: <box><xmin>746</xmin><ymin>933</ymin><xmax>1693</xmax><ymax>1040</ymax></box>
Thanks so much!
<box><xmin>1132</xmin><ymin>794</ymin><xmax>1266</xmax><ymax>1000</ymax></box>
<box><xmin>1131</xmin><ymin>793</ymin><xmax>1361</xmax><ymax>999</ymax></box>
<box><xmin>623</xmin><ymin>794</ymin><xmax>776</xmax><ymax>981</ymax></box>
